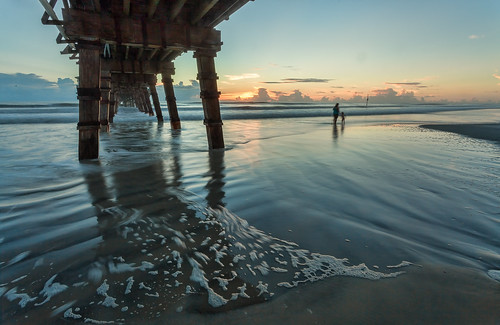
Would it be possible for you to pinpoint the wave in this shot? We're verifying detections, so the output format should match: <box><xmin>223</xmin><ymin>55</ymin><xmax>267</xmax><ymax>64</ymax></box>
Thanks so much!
<box><xmin>0</xmin><ymin>103</ymin><xmax>78</xmax><ymax>108</ymax></box>
<box><xmin>0</xmin><ymin>102</ymin><xmax>497</xmax><ymax>124</ymax></box>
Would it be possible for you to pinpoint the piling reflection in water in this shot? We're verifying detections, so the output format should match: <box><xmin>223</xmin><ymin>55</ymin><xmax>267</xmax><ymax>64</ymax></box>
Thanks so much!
<box><xmin>205</xmin><ymin>151</ymin><xmax>226</xmax><ymax>209</ymax></box>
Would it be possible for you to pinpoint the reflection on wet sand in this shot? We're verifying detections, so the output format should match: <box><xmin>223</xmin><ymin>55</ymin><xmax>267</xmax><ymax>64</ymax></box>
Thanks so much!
<box><xmin>1</xmin><ymin>125</ymin><xmax>405</xmax><ymax>324</ymax></box>
<box><xmin>332</xmin><ymin>122</ymin><xmax>345</xmax><ymax>142</ymax></box>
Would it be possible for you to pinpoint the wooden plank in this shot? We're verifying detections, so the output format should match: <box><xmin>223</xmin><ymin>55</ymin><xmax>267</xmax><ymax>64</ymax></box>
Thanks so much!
<box><xmin>40</xmin><ymin>0</ymin><xmax>58</xmax><ymax>24</ymax></box>
<box><xmin>80</xmin><ymin>0</ymin><xmax>96</xmax><ymax>11</ymax></box>
<box><xmin>124</xmin><ymin>0</ymin><xmax>130</xmax><ymax>16</ymax></box>
<box><xmin>102</xmin><ymin>59</ymin><xmax>163</xmax><ymax>74</ymax></box>
<box><xmin>147</xmin><ymin>0</ymin><xmax>161</xmax><ymax>18</ymax></box>
<box><xmin>93</xmin><ymin>0</ymin><xmax>101</xmax><ymax>12</ymax></box>
<box><xmin>159</xmin><ymin>49</ymin><xmax>173</xmax><ymax>61</ymax></box>
<box><xmin>206</xmin><ymin>0</ymin><xmax>252</xmax><ymax>27</ymax></box>
<box><xmin>191</xmin><ymin>0</ymin><xmax>219</xmax><ymax>24</ymax></box>
<box><xmin>147</xmin><ymin>48</ymin><xmax>159</xmax><ymax>60</ymax></box>
<box><xmin>56</xmin><ymin>33</ymin><xmax>72</xmax><ymax>43</ymax></box>
<box><xmin>169</xmin><ymin>0</ymin><xmax>187</xmax><ymax>21</ymax></box>
<box><xmin>60</xmin><ymin>44</ymin><xmax>78</xmax><ymax>54</ymax></box>
<box><xmin>137</xmin><ymin>47</ymin><xmax>144</xmax><ymax>60</ymax></box>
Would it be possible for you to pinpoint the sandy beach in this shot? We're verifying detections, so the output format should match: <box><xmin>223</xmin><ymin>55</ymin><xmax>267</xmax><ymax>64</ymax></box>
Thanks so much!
<box><xmin>1</xmin><ymin>106</ymin><xmax>499</xmax><ymax>324</ymax></box>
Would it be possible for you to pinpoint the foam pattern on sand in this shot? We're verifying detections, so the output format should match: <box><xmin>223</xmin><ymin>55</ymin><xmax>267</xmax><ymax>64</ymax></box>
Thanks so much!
<box><xmin>0</xmin><ymin>191</ymin><xmax>404</xmax><ymax>323</ymax></box>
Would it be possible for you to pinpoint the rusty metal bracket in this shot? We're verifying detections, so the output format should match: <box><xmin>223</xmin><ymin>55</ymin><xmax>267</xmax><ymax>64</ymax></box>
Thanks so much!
<box><xmin>77</xmin><ymin>121</ymin><xmax>101</xmax><ymax>130</ymax></box>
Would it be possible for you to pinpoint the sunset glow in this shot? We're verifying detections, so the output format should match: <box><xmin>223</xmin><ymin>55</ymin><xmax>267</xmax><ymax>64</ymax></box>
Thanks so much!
<box><xmin>236</xmin><ymin>92</ymin><xmax>256</xmax><ymax>100</ymax></box>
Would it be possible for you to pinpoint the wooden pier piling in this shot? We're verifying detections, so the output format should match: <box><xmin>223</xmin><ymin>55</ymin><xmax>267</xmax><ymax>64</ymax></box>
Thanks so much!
<box><xmin>161</xmin><ymin>63</ymin><xmax>181</xmax><ymax>129</ymax></box>
<box><xmin>142</xmin><ymin>86</ymin><xmax>154</xmax><ymax>117</ymax></box>
<box><xmin>77</xmin><ymin>42</ymin><xmax>101</xmax><ymax>160</ymax></box>
<box><xmin>100</xmin><ymin>70</ymin><xmax>111</xmax><ymax>131</ymax></box>
<box><xmin>109</xmin><ymin>90</ymin><xmax>117</xmax><ymax>123</ymax></box>
<box><xmin>148</xmin><ymin>75</ymin><xmax>164</xmax><ymax>123</ymax></box>
<box><xmin>195</xmin><ymin>50</ymin><xmax>224</xmax><ymax>149</ymax></box>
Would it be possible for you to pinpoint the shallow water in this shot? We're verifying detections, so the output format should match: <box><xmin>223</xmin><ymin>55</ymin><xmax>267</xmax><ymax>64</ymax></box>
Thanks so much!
<box><xmin>0</xmin><ymin>106</ymin><xmax>499</xmax><ymax>323</ymax></box>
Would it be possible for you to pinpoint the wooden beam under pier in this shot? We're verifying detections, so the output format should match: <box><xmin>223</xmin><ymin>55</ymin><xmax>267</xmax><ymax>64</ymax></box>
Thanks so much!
<box><xmin>147</xmin><ymin>0</ymin><xmax>161</xmax><ymax>18</ymax></box>
<box><xmin>170</xmin><ymin>0</ymin><xmax>188</xmax><ymax>21</ymax></box>
<box><xmin>123</xmin><ymin>0</ymin><xmax>130</xmax><ymax>16</ymax></box>
<box><xmin>61</xmin><ymin>9</ymin><xmax>222</xmax><ymax>52</ymax></box>
<box><xmin>191</xmin><ymin>0</ymin><xmax>220</xmax><ymax>25</ymax></box>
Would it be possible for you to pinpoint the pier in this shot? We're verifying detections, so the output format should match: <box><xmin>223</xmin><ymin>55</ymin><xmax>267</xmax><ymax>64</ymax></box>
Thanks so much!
<box><xmin>39</xmin><ymin>0</ymin><xmax>252</xmax><ymax>160</ymax></box>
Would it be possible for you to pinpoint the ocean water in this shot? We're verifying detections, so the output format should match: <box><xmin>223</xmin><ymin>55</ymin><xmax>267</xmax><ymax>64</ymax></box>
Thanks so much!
<box><xmin>0</xmin><ymin>102</ymin><xmax>499</xmax><ymax>323</ymax></box>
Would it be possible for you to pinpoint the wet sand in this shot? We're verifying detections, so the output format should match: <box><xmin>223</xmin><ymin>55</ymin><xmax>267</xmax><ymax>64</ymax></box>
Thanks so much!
<box><xmin>421</xmin><ymin>123</ymin><xmax>500</xmax><ymax>143</ymax></box>
<box><xmin>155</xmin><ymin>264</ymin><xmax>500</xmax><ymax>325</ymax></box>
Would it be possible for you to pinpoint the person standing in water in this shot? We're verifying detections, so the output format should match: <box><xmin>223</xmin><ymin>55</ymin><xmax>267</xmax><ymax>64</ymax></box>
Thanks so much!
<box><xmin>333</xmin><ymin>103</ymin><xmax>340</xmax><ymax>124</ymax></box>
<box><xmin>341</xmin><ymin>111</ymin><xmax>345</xmax><ymax>123</ymax></box>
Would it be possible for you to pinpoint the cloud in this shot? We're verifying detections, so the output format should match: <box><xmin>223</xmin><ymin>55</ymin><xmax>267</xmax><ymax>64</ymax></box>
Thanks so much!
<box><xmin>283</xmin><ymin>78</ymin><xmax>332</xmax><ymax>83</ymax></box>
<box><xmin>0</xmin><ymin>73</ymin><xmax>76</xmax><ymax>103</ymax></box>
<box><xmin>262</xmin><ymin>77</ymin><xmax>332</xmax><ymax>84</ymax></box>
<box><xmin>468</xmin><ymin>34</ymin><xmax>485</xmax><ymax>39</ymax></box>
<box><xmin>368</xmin><ymin>88</ymin><xmax>420</xmax><ymax>104</ymax></box>
<box><xmin>173</xmin><ymin>80</ymin><xmax>200</xmax><ymax>101</ymax></box>
<box><xmin>225</xmin><ymin>73</ymin><xmax>260</xmax><ymax>81</ymax></box>
<box><xmin>385</xmin><ymin>82</ymin><xmax>422</xmax><ymax>86</ymax></box>
<box><xmin>277</xmin><ymin>89</ymin><xmax>313</xmax><ymax>103</ymax></box>
<box><xmin>246</xmin><ymin>88</ymin><xmax>273</xmax><ymax>102</ymax></box>
<box><xmin>154</xmin><ymin>79</ymin><xmax>202</xmax><ymax>102</ymax></box>
<box><xmin>271</xmin><ymin>90</ymin><xmax>286</xmax><ymax>97</ymax></box>
<box><xmin>493</xmin><ymin>73</ymin><xmax>500</xmax><ymax>85</ymax></box>
<box><xmin>57</xmin><ymin>78</ymin><xmax>75</xmax><ymax>87</ymax></box>
<box><xmin>268</xmin><ymin>63</ymin><xmax>298</xmax><ymax>71</ymax></box>
<box><xmin>0</xmin><ymin>73</ymin><xmax>56</xmax><ymax>89</ymax></box>
<box><xmin>385</xmin><ymin>81</ymin><xmax>428</xmax><ymax>89</ymax></box>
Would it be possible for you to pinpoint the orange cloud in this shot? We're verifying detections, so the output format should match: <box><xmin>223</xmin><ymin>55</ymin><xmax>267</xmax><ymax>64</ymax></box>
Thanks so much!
<box><xmin>493</xmin><ymin>73</ymin><xmax>500</xmax><ymax>85</ymax></box>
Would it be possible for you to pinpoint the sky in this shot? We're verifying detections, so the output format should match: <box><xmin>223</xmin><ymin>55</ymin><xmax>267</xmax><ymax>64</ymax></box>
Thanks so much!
<box><xmin>0</xmin><ymin>0</ymin><xmax>499</xmax><ymax>103</ymax></box>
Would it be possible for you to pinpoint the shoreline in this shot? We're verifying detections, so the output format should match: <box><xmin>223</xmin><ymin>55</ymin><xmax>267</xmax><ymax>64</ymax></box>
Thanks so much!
<box><xmin>420</xmin><ymin>123</ymin><xmax>500</xmax><ymax>143</ymax></box>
